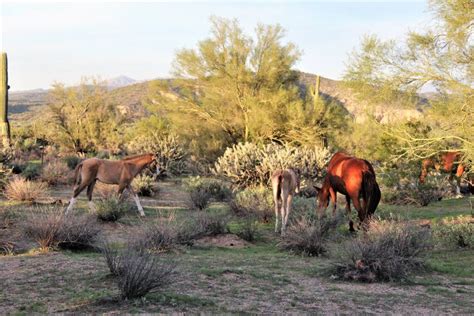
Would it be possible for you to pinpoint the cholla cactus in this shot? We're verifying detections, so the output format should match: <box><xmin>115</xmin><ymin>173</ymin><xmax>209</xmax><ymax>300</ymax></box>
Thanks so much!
<box><xmin>0</xmin><ymin>148</ymin><xmax>12</xmax><ymax>189</ymax></box>
<box><xmin>213</xmin><ymin>142</ymin><xmax>331</xmax><ymax>188</ymax></box>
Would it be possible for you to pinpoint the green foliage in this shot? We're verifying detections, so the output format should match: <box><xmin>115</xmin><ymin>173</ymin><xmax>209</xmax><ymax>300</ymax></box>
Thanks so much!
<box><xmin>41</xmin><ymin>79</ymin><xmax>126</xmax><ymax>154</ymax></box>
<box><xmin>0</xmin><ymin>148</ymin><xmax>12</xmax><ymax>189</ymax></box>
<box><xmin>213</xmin><ymin>142</ymin><xmax>330</xmax><ymax>187</ymax></box>
<box><xmin>145</xmin><ymin>17</ymin><xmax>336</xmax><ymax>159</ymax></box>
<box><xmin>432</xmin><ymin>216</ymin><xmax>474</xmax><ymax>249</ymax></box>
<box><xmin>344</xmin><ymin>0</ymin><xmax>473</xmax><ymax>167</ymax></box>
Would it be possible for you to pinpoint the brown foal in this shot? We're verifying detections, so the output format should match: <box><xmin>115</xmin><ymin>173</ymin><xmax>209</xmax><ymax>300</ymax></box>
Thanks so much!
<box><xmin>65</xmin><ymin>153</ymin><xmax>159</xmax><ymax>216</ymax></box>
<box><xmin>271</xmin><ymin>168</ymin><xmax>300</xmax><ymax>235</ymax></box>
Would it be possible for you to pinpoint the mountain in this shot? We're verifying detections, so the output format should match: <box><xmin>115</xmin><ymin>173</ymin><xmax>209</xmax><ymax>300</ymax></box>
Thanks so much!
<box><xmin>106</xmin><ymin>75</ymin><xmax>137</xmax><ymax>89</ymax></box>
<box><xmin>7</xmin><ymin>72</ymin><xmax>426</xmax><ymax>123</ymax></box>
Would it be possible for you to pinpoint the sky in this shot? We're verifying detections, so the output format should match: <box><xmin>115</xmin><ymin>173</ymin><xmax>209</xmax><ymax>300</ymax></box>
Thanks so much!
<box><xmin>1</xmin><ymin>1</ymin><xmax>430</xmax><ymax>91</ymax></box>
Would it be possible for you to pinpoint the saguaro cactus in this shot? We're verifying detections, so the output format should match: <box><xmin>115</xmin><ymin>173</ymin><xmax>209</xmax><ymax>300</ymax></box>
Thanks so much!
<box><xmin>311</xmin><ymin>75</ymin><xmax>321</xmax><ymax>111</ymax></box>
<box><xmin>0</xmin><ymin>52</ymin><xmax>10</xmax><ymax>147</ymax></box>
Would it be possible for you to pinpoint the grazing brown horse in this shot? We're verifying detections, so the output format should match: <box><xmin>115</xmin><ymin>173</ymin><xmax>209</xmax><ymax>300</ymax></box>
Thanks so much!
<box><xmin>65</xmin><ymin>153</ymin><xmax>159</xmax><ymax>216</ymax></box>
<box><xmin>314</xmin><ymin>152</ymin><xmax>381</xmax><ymax>231</ymax></box>
<box><xmin>271</xmin><ymin>169</ymin><xmax>300</xmax><ymax>235</ymax></box>
<box><xmin>419</xmin><ymin>151</ymin><xmax>471</xmax><ymax>196</ymax></box>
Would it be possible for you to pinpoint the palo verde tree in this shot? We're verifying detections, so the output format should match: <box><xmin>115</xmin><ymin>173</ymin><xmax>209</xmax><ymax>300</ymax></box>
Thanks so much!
<box><xmin>147</xmin><ymin>17</ymin><xmax>331</xmax><ymax>159</ymax></box>
<box><xmin>41</xmin><ymin>79</ymin><xmax>126</xmax><ymax>154</ymax></box>
<box><xmin>344</xmin><ymin>0</ymin><xmax>473</xmax><ymax>166</ymax></box>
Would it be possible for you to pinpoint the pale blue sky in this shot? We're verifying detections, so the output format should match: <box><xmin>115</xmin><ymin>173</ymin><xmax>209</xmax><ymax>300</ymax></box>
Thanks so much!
<box><xmin>1</xmin><ymin>1</ymin><xmax>429</xmax><ymax>91</ymax></box>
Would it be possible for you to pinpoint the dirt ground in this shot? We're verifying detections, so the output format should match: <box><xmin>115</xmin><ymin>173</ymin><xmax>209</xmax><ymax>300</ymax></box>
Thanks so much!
<box><xmin>1</xmin><ymin>179</ymin><xmax>473</xmax><ymax>314</ymax></box>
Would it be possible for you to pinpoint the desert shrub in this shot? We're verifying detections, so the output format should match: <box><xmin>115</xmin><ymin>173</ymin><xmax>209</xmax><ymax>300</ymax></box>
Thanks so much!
<box><xmin>95</xmin><ymin>197</ymin><xmax>131</xmax><ymax>222</ymax></box>
<box><xmin>187</xmin><ymin>186</ymin><xmax>212</xmax><ymax>210</ymax></box>
<box><xmin>134</xmin><ymin>220</ymin><xmax>178</xmax><ymax>252</ymax></box>
<box><xmin>100</xmin><ymin>240</ymin><xmax>174</xmax><ymax>300</ymax></box>
<box><xmin>22</xmin><ymin>209</ymin><xmax>66</xmax><ymax>250</ymax></box>
<box><xmin>21</xmin><ymin>163</ymin><xmax>42</xmax><ymax>180</ymax></box>
<box><xmin>0</xmin><ymin>240</ymin><xmax>16</xmax><ymax>255</ymax></box>
<box><xmin>432</xmin><ymin>216</ymin><xmax>474</xmax><ymax>249</ymax></box>
<box><xmin>330</xmin><ymin>221</ymin><xmax>431</xmax><ymax>282</ymax></box>
<box><xmin>41</xmin><ymin>160</ymin><xmax>72</xmax><ymax>185</ymax></box>
<box><xmin>235</xmin><ymin>215</ymin><xmax>259</xmax><ymax>242</ymax></box>
<box><xmin>4</xmin><ymin>176</ymin><xmax>48</xmax><ymax>202</ymax></box>
<box><xmin>213</xmin><ymin>142</ymin><xmax>330</xmax><ymax>188</ymax></box>
<box><xmin>58</xmin><ymin>214</ymin><xmax>101</xmax><ymax>250</ymax></box>
<box><xmin>63</xmin><ymin>155</ymin><xmax>82</xmax><ymax>170</ymax></box>
<box><xmin>290</xmin><ymin>196</ymin><xmax>317</xmax><ymax>220</ymax></box>
<box><xmin>132</xmin><ymin>174</ymin><xmax>155</xmax><ymax>197</ymax></box>
<box><xmin>230</xmin><ymin>186</ymin><xmax>273</xmax><ymax>222</ymax></box>
<box><xmin>22</xmin><ymin>209</ymin><xmax>101</xmax><ymax>251</ymax></box>
<box><xmin>194</xmin><ymin>212</ymin><xmax>230</xmax><ymax>236</ymax></box>
<box><xmin>184</xmin><ymin>176</ymin><xmax>231</xmax><ymax>201</ymax></box>
<box><xmin>279</xmin><ymin>213</ymin><xmax>343</xmax><ymax>256</ymax></box>
<box><xmin>185</xmin><ymin>177</ymin><xmax>232</xmax><ymax>210</ymax></box>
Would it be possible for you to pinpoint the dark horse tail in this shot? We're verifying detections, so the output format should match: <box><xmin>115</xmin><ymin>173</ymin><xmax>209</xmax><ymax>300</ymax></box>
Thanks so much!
<box><xmin>73</xmin><ymin>162</ymin><xmax>83</xmax><ymax>186</ymax></box>
<box><xmin>275</xmin><ymin>173</ymin><xmax>283</xmax><ymax>200</ymax></box>
<box><xmin>362</xmin><ymin>170</ymin><xmax>381</xmax><ymax>216</ymax></box>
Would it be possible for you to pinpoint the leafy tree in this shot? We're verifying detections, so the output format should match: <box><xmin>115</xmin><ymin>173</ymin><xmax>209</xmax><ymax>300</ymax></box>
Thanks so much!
<box><xmin>344</xmin><ymin>0</ymin><xmax>473</xmax><ymax>166</ymax></box>
<box><xmin>41</xmin><ymin>79</ymin><xmax>126</xmax><ymax>153</ymax></box>
<box><xmin>147</xmin><ymin>17</ymin><xmax>335</xmax><ymax>159</ymax></box>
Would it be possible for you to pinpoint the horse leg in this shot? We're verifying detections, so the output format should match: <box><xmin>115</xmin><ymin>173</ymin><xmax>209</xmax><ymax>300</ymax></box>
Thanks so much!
<box><xmin>65</xmin><ymin>182</ymin><xmax>89</xmax><ymax>214</ymax></box>
<box><xmin>329</xmin><ymin>187</ymin><xmax>337</xmax><ymax>216</ymax></box>
<box><xmin>345</xmin><ymin>195</ymin><xmax>355</xmax><ymax>232</ymax></box>
<box><xmin>127</xmin><ymin>185</ymin><xmax>145</xmax><ymax>217</ymax></box>
<box><xmin>86</xmin><ymin>180</ymin><xmax>97</xmax><ymax>212</ymax></box>
<box><xmin>351</xmin><ymin>194</ymin><xmax>367</xmax><ymax>231</ymax></box>
<box><xmin>273</xmin><ymin>184</ymin><xmax>280</xmax><ymax>233</ymax></box>
<box><xmin>284</xmin><ymin>194</ymin><xmax>293</xmax><ymax>234</ymax></box>
<box><xmin>281</xmin><ymin>190</ymin><xmax>289</xmax><ymax>236</ymax></box>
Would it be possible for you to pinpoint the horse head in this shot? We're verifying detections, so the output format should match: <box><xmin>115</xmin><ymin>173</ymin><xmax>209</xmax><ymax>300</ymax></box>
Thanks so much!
<box><xmin>313</xmin><ymin>184</ymin><xmax>329</xmax><ymax>217</ymax></box>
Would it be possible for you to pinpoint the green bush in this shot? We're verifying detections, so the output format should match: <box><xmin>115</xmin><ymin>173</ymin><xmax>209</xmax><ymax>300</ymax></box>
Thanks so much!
<box><xmin>21</xmin><ymin>163</ymin><xmax>42</xmax><ymax>180</ymax></box>
<box><xmin>184</xmin><ymin>176</ymin><xmax>231</xmax><ymax>200</ymax></box>
<box><xmin>63</xmin><ymin>155</ymin><xmax>82</xmax><ymax>170</ymax></box>
<box><xmin>330</xmin><ymin>221</ymin><xmax>431</xmax><ymax>282</ymax></box>
<box><xmin>95</xmin><ymin>197</ymin><xmax>131</xmax><ymax>222</ymax></box>
<box><xmin>213</xmin><ymin>142</ymin><xmax>330</xmax><ymax>188</ymax></box>
<box><xmin>432</xmin><ymin>216</ymin><xmax>474</xmax><ymax>249</ymax></box>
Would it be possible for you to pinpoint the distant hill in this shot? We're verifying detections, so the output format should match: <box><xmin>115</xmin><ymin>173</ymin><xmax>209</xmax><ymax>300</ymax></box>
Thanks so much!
<box><xmin>7</xmin><ymin>72</ymin><xmax>426</xmax><ymax>123</ymax></box>
<box><xmin>106</xmin><ymin>75</ymin><xmax>137</xmax><ymax>89</ymax></box>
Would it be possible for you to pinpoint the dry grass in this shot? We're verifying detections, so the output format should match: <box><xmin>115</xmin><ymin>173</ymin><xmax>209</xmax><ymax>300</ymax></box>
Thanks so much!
<box><xmin>4</xmin><ymin>176</ymin><xmax>48</xmax><ymax>202</ymax></box>
<box><xmin>22</xmin><ymin>208</ymin><xmax>101</xmax><ymax>251</ymax></box>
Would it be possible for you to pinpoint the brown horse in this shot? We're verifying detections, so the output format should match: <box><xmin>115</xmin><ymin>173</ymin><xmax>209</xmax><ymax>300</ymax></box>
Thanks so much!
<box><xmin>65</xmin><ymin>153</ymin><xmax>159</xmax><ymax>216</ymax></box>
<box><xmin>271</xmin><ymin>169</ymin><xmax>300</xmax><ymax>235</ymax></box>
<box><xmin>419</xmin><ymin>151</ymin><xmax>471</xmax><ymax>196</ymax></box>
<box><xmin>314</xmin><ymin>152</ymin><xmax>381</xmax><ymax>231</ymax></box>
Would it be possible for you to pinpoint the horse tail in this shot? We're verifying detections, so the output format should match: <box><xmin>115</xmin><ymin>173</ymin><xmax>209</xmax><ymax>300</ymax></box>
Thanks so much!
<box><xmin>362</xmin><ymin>171</ymin><xmax>381</xmax><ymax>216</ymax></box>
<box><xmin>73</xmin><ymin>162</ymin><xmax>83</xmax><ymax>186</ymax></box>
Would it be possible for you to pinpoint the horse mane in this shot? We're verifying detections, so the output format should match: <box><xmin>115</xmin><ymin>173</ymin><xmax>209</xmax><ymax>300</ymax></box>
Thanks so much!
<box><xmin>121</xmin><ymin>153</ymin><xmax>153</xmax><ymax>161</ymax></box>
